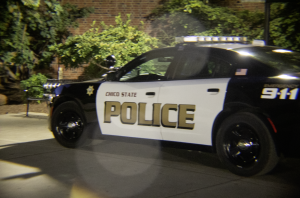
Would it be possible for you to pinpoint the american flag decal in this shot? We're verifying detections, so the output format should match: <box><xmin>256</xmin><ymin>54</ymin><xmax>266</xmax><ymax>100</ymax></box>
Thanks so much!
<box><xmin>235</xmin><ymin>69</ymin><xmax>248</xmax><ymax>76</ymax></box>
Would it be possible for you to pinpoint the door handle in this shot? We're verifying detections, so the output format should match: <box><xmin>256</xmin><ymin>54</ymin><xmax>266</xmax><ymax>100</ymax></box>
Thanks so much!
<box><xmin>207</xmin><ymin>88</ymin><xmax>219</xmax><ymax>93</ymax></box>
<box><xmin>146</xmin><ymin>92</ymin><xmax>155</xmax><ymax>96</ymax></box>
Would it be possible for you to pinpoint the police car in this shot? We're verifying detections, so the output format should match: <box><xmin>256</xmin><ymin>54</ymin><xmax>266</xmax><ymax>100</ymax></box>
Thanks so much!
<box><xmin>47</xmin><ymin>36</ymin><xmax>300</xmax><ymax>176</ymax></box>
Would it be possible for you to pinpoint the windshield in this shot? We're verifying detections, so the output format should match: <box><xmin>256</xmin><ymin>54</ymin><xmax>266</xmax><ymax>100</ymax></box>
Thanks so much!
<box><xmin>233</xmin><ymin>47</ymin><xmax>300</xmax><ymax>73</ymax></box>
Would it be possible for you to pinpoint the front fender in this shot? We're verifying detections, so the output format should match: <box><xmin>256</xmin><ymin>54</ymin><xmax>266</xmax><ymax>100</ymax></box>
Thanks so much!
<box><xmin>48</xmin><ymin>82</ymin><xmax>102</xmax><ymax>131</ymax></box>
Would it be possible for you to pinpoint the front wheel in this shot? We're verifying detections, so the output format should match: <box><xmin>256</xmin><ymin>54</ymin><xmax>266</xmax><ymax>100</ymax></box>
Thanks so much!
<box><xmin>51</xmin><ymin>101</ymin><xmax>88</xmax><ymax>148</ymax></box>
<box><xmin>216</xmin><ymin>112</ymin><xmax>279</xmax><ymax>176</ymax></box>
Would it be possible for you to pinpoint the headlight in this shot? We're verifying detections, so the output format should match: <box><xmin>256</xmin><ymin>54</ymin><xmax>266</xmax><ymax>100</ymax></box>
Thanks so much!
<box><xmin>46</xmin><ymin>94</ymin><xmax>56</xmax><ymax>103</ymax></box>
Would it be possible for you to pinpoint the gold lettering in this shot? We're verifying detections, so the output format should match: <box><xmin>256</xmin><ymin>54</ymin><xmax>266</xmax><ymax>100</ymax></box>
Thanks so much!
<box><xmin>161</xmin><ymin>104</ymin><xmax>177</xmax><ymax>128</ymax></box>
<box><xmin>153</xmin><ymin>103</ymin><xmax>161</xmax><ymax>126</ymax></box>
<box><xmin>105</xmin><ymin>92</ymin><xmax>119</xmax><ymax>96</ymax></box>
<box><xmin>138</xmin><ymin>103</ymin><xmax>152</xmax><ymax>125</ymax></box>
<box><xmin>178</xmin><ymin>104</ymin><xmax>195</xmax><ymax>129</ymax></box>
<box><xmin>104</xmin><ymin>101</ymin><xmax>196</xmax><ymax>129</ymax></box>
<box><xmin>121</xmin><ymin>102</ymin><xmax>137</xmax><ymax>124</ymax></box>
<box><xmin>104</xmin><ymin>101</ymin><xmax>121</xmax><ymax>123</ymax></box>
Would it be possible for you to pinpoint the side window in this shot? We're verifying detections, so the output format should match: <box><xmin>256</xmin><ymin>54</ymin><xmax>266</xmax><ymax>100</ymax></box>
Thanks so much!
<box><xmin>175</xmin><ymin>54</ymin><xmax>232</xmax><ymax>79</ymax></box>
<box><xmin>119</xmin><ymin>56</ymin><xmax>174</xmax><ymax>82</ymax></box>
<box><xmin>177</xmin><ymin>54</ymin><xmax>207</xmax><ymax>78</ymax></box>
<box><xmin>206</xmin><ymin>57</ymin><xmax>233</xmax><ymax>78</ymax></box>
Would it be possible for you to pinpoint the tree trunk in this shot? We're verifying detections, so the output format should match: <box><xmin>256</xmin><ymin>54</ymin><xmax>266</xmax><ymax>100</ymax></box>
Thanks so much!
<box><xmin>5</xmin><ymin>66</ymin><xmax>19</xmax><ymax>80</ymax></box>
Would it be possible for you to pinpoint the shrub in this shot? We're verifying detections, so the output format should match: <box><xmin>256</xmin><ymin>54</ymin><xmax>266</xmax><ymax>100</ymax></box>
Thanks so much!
<box><xmin>20</xmin><ymin>73</ymin><xmax>47</xmax><ymax>103</ymax></box>
<box><xmin>49</xmin><ymin>14</ymin><xmax>159</xmax><ymax>79</ymax></box>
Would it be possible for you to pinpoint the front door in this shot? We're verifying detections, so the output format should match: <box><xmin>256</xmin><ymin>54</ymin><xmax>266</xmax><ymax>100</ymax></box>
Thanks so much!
<box><xmin>96</xmin><ymin>81</ymin><xmax>162</xmax><ymax>139</ymax></box>
<box><xmin>96</xmin><ymin>49</ymin><xmax>178</xmax><ymax>140</ymax></box>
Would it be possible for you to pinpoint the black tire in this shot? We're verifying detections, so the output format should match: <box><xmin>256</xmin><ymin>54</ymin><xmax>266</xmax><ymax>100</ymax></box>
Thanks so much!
<box><xmin>51</xmin><ymin>101</ymin><xmax>89</xmax><ymax>148</ymax></box>
<box><xmin>216</xmin><ymin>112</ymin><xmax>279</xmax><ymax>176</ymax></box>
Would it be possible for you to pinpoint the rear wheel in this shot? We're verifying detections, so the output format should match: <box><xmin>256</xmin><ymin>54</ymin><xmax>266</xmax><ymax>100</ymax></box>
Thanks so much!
<box><xmin>216</xmin><ymin>112</ymin><xmax>279</xmax><ymax>176</ymax></box>
<box><xmin>51</xmin><ymin>101</ymin><xmax>88</xmax><ymax>148</ymax></box>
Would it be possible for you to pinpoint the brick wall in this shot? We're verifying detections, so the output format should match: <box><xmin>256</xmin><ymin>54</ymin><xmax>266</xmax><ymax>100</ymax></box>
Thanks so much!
<box><xmin>53</xmin><ymin>0</ymin><xmax>162</xmax><ymax>79</ymax></box>
<box><xmin>56</xmin><ymin>0</ymin><xmax>265</xmax><ymax>80</ymax></box>
<box><xmin>63</xmin><ymin>0</ymin><xmax>161</xmax><ymax>35</ymax></box>
<box><xmin>63</xmin><ymin>0</ymin><xmax>265</xmax><ymax>36</ymax></box>
<box><xmin>211</xmin><ymin>0</ymin><xmax>264</xmax><ymax>12</ymax></box>
<box><xmin>62</xmin><ymin>67</ymin><xmax>86</xmax><ymax>79</ymax></box>
<box><xmin>50</xmin><ymin>62</ymin><xmax>87</xmax><ymax>80</ymax></box>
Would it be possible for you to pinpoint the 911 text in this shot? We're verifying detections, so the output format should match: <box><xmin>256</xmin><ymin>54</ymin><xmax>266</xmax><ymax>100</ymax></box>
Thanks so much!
<box><xmin>261</xmin><ymin>88</ymin><xmax>299</xmax><ymax>100</ymax></box>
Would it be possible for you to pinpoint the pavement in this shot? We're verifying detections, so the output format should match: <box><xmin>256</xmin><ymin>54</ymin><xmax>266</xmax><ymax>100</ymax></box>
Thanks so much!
<box><xmin>0</xmin><ymin>112</ymin><xmax>300</xmax><ymax>198</ymax></box>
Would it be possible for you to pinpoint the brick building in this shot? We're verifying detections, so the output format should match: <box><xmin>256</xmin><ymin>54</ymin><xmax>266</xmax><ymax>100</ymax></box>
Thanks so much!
<box><xmin>55</xmin><ymin>0</ymin><xmax>265</xmax><ymax>80</ymax></box>
<box><xmin>211</xmin><ymin>0</ymin><xmax>265</xmax><ymax>12</ymax></box>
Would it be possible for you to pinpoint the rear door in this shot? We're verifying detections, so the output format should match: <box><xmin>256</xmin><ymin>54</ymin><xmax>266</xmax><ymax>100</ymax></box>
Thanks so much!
<box><xmin>158</xmin><ymin>48</ymin><xmax>233</xmax><ymax>145</ymax></box>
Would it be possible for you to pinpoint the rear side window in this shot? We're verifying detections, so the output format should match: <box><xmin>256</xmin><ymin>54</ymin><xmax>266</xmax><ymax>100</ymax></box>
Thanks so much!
<box><xmin>203</xmin><ymin>56</ymin><xmax>232</xmax><ymax>78</ymax></box>
<box><xmin>174</xmin><ymin>51</ymin><xmax>232</xmax><ymax>79</ymax></box>
<box><xmin>177</xmin><ymin>53</ymin><xmax>207</xmax><ymax>78</ymax></box>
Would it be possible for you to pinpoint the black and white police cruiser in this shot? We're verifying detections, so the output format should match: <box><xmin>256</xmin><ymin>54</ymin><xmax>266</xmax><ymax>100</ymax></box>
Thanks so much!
<box><xmin>47</xmin><ymin>36</ymin><xmax>300</xmax><ymax>176</ymax></box>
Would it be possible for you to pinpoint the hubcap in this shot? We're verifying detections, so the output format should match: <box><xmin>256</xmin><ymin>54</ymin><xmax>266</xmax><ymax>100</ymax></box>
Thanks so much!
<box><xmin>67</xmin><ymin>122</ymin><xmax>79</xmax><ymax>128</ymax></box>
<box><xmin>224</xmin><ymin>124</ymin><xmax>260</xmax><ymax>168</ymax></box>
<box><xmin>55</xmin><ymin>111</ymin><xmax>84</xmax><ymax>142</ymax></box>
<box><xmin>237</xmin><ymin>139</ymin><xmax>252</xmax><ymax>150</ymax></box>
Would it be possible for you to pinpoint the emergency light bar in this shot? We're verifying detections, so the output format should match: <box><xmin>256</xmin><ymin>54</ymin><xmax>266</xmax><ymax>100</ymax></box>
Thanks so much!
<box><xmin>44</xmin><ymin>83</ymin><xmax>61</xmax><ymax>89</ymax></box>
<box><xmin>175</xmin><ymin>36</ymin><xmax>247</xmax><ymax>43</ymax></box>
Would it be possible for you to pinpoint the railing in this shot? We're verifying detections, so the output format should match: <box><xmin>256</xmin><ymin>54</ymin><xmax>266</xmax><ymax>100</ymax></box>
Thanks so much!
<box><xmin>24</xmin><ymin>79</ymin><xmax>81</xmax><ymax>116</ymax></box>
<box><xmin>24</xmin><ymin>86</ymin><xmax>48</xmax><ymax>117</ymax></box>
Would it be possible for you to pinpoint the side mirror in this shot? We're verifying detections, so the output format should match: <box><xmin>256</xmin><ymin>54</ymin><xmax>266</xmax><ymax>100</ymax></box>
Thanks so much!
<box><xmin>105</xmin><ymin>72</ymin><xmax>117</xmax><ymax>81</ymax></box>
<box><xmin>105</xmin><ymin>55</ymin><xmax>116</xmax><ymax>69</ymax></box>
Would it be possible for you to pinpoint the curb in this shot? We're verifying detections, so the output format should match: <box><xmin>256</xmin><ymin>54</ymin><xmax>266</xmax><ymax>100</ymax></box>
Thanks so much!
<box><xmin>0</xmin><ymin>112</ymin><xmax>48</xmax><ymax>119</ymax></box>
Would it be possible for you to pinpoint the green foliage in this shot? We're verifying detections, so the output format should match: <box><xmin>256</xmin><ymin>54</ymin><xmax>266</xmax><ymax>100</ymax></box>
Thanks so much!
<box><xmin>20</xmin><ymin>73</ymin><xmax>47</xmax><ymax>102</ymax></box>
<box><xmin>81</xmin><ymin>64</ymin><xmax>105</xmax><ymax>80</ymax></box>
<box><xmin>147</xmin><ymin>0</ymin><xmax>264</xmax><ymax>46</ymax></box>
<box><xmin>0</xmin><ymin>0</ymin><xmax>94</xmax><ymax>71</ymax></box>
<box><xmin>21</xmin><ymin>0</ymin><xmax>40</xmax><ymax>8</ymax></box>
<box><xmin>269</xmin><ymin>3</ymin><xmax>300</xmax><ymax>51</ymax></box>
<box><xmin>147</xmin><ymin>0</ymin><xmax>300</xmax><ymax>51</ymax></box>
<box><xmin>49</xmin><ymin>14</ymin><xmax>158</xmax><ymax>78</ymax></box>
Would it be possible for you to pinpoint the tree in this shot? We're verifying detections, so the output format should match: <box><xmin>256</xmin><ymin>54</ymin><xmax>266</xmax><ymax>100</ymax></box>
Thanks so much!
<box><xmin>49</xmin><ymin>14</ymin><xmax>158</xmax><ymax>79</ymax></box>
<box><xmin>269</xmin><ymin>2</ymin><xmax>300</xmax><ymax>51</ymax></box>
<box><xmin>146</xmin><ymin>0</ymin><xmax>264</xmax><ymax>46</ymax></box>
<box><xmin>0</xmin><ymin>0</ymin><xmax>93</xmax><ymax>78</ymax></box>
<box><xmin>146</xmin><ymin>0</ymin><xmax>300</xmax><ymax>51</ymax></box>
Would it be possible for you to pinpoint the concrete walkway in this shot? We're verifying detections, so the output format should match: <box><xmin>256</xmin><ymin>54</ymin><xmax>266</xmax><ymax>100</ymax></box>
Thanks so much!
<box><xmin>0</xmin><ymin>113</ymin><xmax>300</xmax><ymax>198</ymax></box>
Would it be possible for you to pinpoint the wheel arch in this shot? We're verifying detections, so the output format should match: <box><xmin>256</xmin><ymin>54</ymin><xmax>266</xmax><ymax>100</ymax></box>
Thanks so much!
<box><xmin>51</xmin><ymin>100</ymin><xmax>90</xmax><ymax>148</ymax></box>
<box><xmin>211</xmin><ymin>103</ymin><xmax>278</xmax><ymax>153</ymax></box>
<box><xmin>50</xmin><ymin>96</ymin><xmax>87</xmax><ymax>131</ymax></box>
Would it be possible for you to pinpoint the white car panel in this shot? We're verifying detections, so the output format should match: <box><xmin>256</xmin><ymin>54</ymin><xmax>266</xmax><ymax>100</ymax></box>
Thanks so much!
<box><xmin>96</xmin><ymin>81</ymin><xmax>163</xmax><ymax>139</ymax></box>
<box><xmin>96</xmin><ymin>78</ymin><xmax>229</xmax><ymax>145</ymax></box>
<box><xmin>158</xmin><ymin>78</ymin><xmax>230</xmax><ymax>145</ymax></box>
